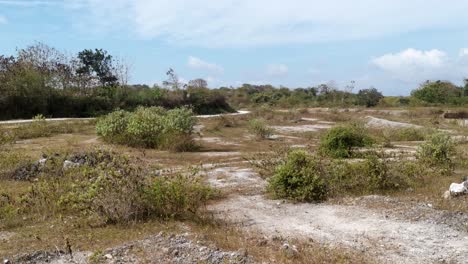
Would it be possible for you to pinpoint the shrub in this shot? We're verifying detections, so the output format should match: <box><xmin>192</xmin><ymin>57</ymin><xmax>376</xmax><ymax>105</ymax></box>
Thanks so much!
<box><xmin>268</xmin><ymin>150</ymin><xmax>328</xmax><ymax>202</ymax></box>
<box><xmin>417</xmin><ymin>133</ymin><xmax>456</xmax><ymax>174</ymax></box>
<box><xmin>356</xmin><ymin>87</ymin><xmax>383</xmax><ymax>107</ymax></box>
<box><xmin>21</xmin><ymin>149</ymin><xmax>214</xmax><ymax>223</ymax></box>
<box><xmin>319</xmin><ymin>124</ymin><xmax>373</xmax><ymax>158</ymax></box>
<box><xmin>387</xmin><ymin>127</ymin><xmax>427</xmax><ymax>142</ymax></box>
<box><xmin>95</xmin><ymin>109</ymin><xmax>130</xmax><ymax>144</ymax></box>
<box><xmin>328</xmin><ymin>153</ymin><xmax>412</xmax><ymax>195</ymax></box>
<box><xmin>126</xmin><ymin>107</ymin><xmax>166</xmax><ymax>148</ymax></box>
<box><xmin>260</xmin><ymin>150</ymin><xmax>416</xmax><ymax>202</ymax></box>
<box><xmin>145</xmin><ymin>174</ymin><xmax>214</xmax><ymax>219</ymax></box>
<box><xmin>248</xmin><ymin>118</ymin><xmax>273</xmax><ymax>139</ymax></box>
<box><xmin>0</xmin><ymin>129</ymin><xmax>14</xmax><ymax>147</ymax></box>
<box><xmin>96</xmin><ymin>107</ymin><xmax>196</xmax><ymax>150</ymax></box>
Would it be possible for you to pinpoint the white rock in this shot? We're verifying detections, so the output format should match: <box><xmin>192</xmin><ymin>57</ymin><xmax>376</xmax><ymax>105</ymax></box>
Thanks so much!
<box><xmin>104</xmin><ymin>254</ymin><xmax>113</xmax><ymax>259</ymax></box>
<box><xmin>63</xmin><ymin>160</ymin><xmax>80</xmax><ymax>170</ymax></box>
<box><xmin>38</xmin><ymin>158</ymin><xmax>47</xmax><ymax>165</ymax></box>
<box><xmin>449</xmin><ymin>182</ymin><xmax>467</xmax><ymax>196</ymax></box>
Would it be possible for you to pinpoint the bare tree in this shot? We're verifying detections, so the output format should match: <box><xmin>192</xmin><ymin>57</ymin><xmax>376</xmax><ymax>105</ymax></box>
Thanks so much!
<box><xmin>163</xmin><ymin>68</ymin><xmax>184</xmax><ymax>90</ymax></box>
<box><xmin>188</xmin><ymin>78</ymin><xmax>208</xmax><ymax>88</ymax></box>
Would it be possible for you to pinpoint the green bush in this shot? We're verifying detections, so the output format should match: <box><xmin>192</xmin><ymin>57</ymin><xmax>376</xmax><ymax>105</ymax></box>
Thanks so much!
<box><xmin>21</xmin><ymin>149</ymin><xmax>214</xmax><ymax>224</ymax></box>
<box><xmin>95</xmin><ymin>109</ymin><xmax>130</xmax><ymax>144</ymax></box>
<box><xmin>261</xmin><ymin>150</ymin><xmax>416</xmax><ymax>202</ymax></box>
<box><xmin>319</xmin><ymin>124</ymin><xmax>373</xmax><ymax>158</ymax></box>
<box><xmin>417</xmin><ymin>133</ymin><xmax>456</xmax><ymax>174</ymax></box>
<box><xmin>146</xmin><ymin>175</ymin><xmax>214</xmax><ymax>219</ymax></box>
<box><xmin>96</xmin><ymin>107</ymin><xmax>196</xmax><ymax>150</ymax></box>
<box><xmin>268</xmin><ymin>150</ymin><xmax>328</xmax><ymax>202</ymax></box>
<box><xmin>248</xmin><ymin>118</ymin><xmax>273</xmax><ymax>139</ymax></box>
<box><xmin>328</xmin><ymin>153</ymin><xmax>413</xmax><ymax>195</ymax></box>
<box><xmin>126</xmin><ymin>107</ymin><xmax>166</xmax><ymax>148</ymax></box>
<box><xmin>387</xmin><ymin>127</ymin><xmax>427</xmax><ymax>142</ymax></box>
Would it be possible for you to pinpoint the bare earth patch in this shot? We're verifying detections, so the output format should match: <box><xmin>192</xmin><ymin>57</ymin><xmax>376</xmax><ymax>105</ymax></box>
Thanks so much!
<box><xmin>208</xmin><ymin>167</ymin><xmax>468</xmax><ymax>264</ymax></box>
<box><xmin>366</xmin><ymin>116</ymin><xmax>422</xmax><ymax>129</ymax></box>
<box><xmin>270</xmin><ymin>124</ymin><xmax>333</xmax><ymax>133</ymax></box>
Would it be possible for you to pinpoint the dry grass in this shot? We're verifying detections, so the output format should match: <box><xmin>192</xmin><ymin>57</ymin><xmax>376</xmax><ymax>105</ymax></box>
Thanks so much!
<box><xmin>191</xmin><ymin>220</ymin><xmax>373</xmax><ymax>264</ymax></box>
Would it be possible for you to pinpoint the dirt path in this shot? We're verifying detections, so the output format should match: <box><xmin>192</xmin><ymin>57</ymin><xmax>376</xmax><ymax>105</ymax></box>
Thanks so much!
<box><xmin>0</xmin><ymin>111</ymin><xmax>251</xmax><ymax>125</ymax></box>
<box><xmin>207</xmin><ymin>167</ymin><xmax>468</xmax><ymax>264</ymax></box>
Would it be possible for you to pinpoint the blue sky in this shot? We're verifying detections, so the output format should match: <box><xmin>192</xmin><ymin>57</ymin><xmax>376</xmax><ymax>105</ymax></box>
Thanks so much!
<box><xmin>1</xmin><ymin>0</ymin><xmax>468</xmax><ymax>95</ymax></box>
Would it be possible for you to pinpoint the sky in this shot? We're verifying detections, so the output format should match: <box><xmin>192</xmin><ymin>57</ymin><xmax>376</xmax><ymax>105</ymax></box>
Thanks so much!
<box><xmin>1</xmin><ymin>0</ymin><xmax>468</xmax><ymax>95</ymax></box>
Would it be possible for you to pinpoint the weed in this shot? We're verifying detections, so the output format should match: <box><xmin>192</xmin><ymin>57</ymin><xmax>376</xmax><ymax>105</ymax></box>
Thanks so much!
<box><xmin>248</xmin><ymin>118</ymin><xmax>273</xmax><ymax>139</ymax></box>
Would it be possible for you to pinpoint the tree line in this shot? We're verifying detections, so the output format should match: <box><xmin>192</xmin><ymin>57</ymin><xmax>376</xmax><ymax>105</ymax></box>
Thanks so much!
<box><xmin>1</xmin><ymin>43</ymin><xmax>467</xmax><ymax>120</ymax></box>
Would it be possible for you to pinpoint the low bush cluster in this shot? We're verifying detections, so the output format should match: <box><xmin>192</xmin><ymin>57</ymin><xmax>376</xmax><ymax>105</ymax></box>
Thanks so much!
<box><xmin>96</xmin><ymin>106</ymin><xmax>197</xmax><ymax>151</ymax></box>
<box><xmin>267</xmin><ymin>150</ymin><xmax>420</xmax><ymax>202</ymax></box>
<box><xmin>319</xmin><ymin>123</ymin><xmax>373</xmax><ymax>158</ymax></box>
<box><xmin>1</xmin><ymin>149</ymin><xmax>215</xmax><ymax>226</ymax></box>
<box><xmin>0</xmin><ymin>116</ymin><xmax>94</xmax><ymax>142</ymax></box>
<box><xmin>383</xmin><ymin>127</ymin><xmax>428</xmax><ymax>142</ymax></box>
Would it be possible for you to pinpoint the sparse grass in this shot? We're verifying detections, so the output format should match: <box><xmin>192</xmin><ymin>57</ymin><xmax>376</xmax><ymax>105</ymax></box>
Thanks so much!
<box><xmin>193</xmin><ymin>220</ymin><xmax>373</xmax><ymax>264</ymax></box>
<box><xmin>0</xmin><ymin>119</ymin><xmax>95</xmax><ymax>142</ymax></box>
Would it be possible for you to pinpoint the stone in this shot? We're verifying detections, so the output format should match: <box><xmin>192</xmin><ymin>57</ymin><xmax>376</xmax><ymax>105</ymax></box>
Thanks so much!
<box><xmin>449</xmin><ymin>182</ymin><xmax>467</xmax><ymax>196</ymax></box>
<box><xmin>63</xmin><ymin>160</ymin><xmax>80</xmax><ymax>170</ymax></box>
<box><xmin>281</xmin><ymin>243</ymin><xmax>298</xmax><ymax>258</ymax></box>
<box><xmin>104</xmin><ymin>254</ymin><xmax>113</xmax><ymax>259</ymax></box>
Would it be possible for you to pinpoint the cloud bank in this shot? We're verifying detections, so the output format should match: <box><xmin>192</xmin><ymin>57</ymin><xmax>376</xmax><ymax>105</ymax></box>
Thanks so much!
<box><xmin>67</xmin><ymin>0</ymin><xmax>468</xmax><ymax>47</ymax></box>
<box><xmin>371</xmin><ymin>48</ymin><xmax>468</xmax><ymax>84</ymax></box>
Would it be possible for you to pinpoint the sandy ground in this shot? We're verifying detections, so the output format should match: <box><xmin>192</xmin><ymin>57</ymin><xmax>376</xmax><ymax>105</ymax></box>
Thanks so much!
<box><xmin>208</xmin><ymin>166</ymin><xmax>468</xmax><ymax>264</ymax></box>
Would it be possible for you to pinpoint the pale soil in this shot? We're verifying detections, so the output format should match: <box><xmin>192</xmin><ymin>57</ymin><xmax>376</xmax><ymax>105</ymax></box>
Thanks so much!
<box><xmin>365</xmin><ymin>116</ymin><xmax>422</xmax><ymax>129</ymax></box>
<box><xmin>271</xmin><ymin>124</ymin><xmax>333</xmax><ymax>133</ymax></box>
<box><xmin>207</xmin><ymin>165</ymin><xmax>468</xmax><ymax>264</ymax></box>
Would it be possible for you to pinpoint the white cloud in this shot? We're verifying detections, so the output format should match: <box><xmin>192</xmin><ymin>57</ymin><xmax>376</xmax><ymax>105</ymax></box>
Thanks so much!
<box><xmin>459</xmin><ymin>48</ymin><xmax>468</xmax><ymax>57</ymax></box>
<box><xmin>0</xmin><ymin>15</ymin><xmax>7</xmax><ymax>24</ymax></box>
<box><xmin>0</xmin><ymin>0</ymin><xmax>60</xmax><ymax>6</ymax></box>
<box><xmin>371</xmin><ymin>49</ymin><xmax>451</xmax><ymax>82</ymax></box>
<box><xmin>67</xmin><ymin>0</ymin><xmax>468</xmax><ymax>47</ymax></box>
<box><xmin>187</xmin><ymin>56</ymin><xmax>223</xmax><ymax>74</ymax></box>
<box><xmin>266</xmin><ymin>64</ymin><xmax>288</xmax><ymax>77</ymax></box>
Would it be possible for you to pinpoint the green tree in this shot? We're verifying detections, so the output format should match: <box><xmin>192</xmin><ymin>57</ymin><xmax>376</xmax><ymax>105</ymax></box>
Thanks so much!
<box><xmin>411</xmin><ymin>81</ymin><xmax>462</xmax><ymax>104</ymax></box>
<box><xmin>463</xmin><ymin>79</ymin><xmax>468</xmax><ymax>97</ymax></box>
<box><xmin>76</xmin><ymin>49</ymin><xmax>118</xmax><ymax>87</ymax></box>
<box><xmin>356</xmin><ymin>87</ymin><xmax>384</xmax><ymax>107</ymax></box>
